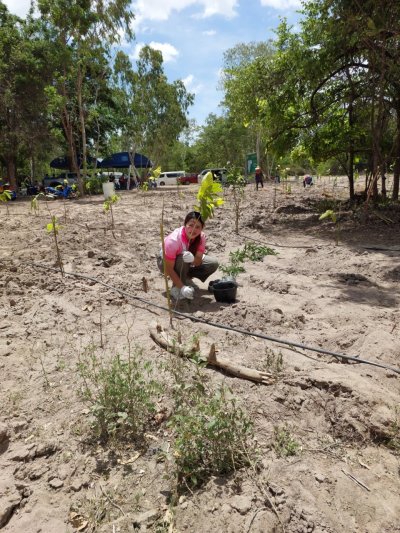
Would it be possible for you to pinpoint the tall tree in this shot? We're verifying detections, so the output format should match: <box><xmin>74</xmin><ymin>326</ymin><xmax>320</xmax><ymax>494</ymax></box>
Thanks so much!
<box><xmin>114</xmin><ymin>46</ymin><xmax>194</xmax><ymax>170</ymax></box>
<box><xmin>0</xmin><ymin>3</ymin><xmax>55</xmax><ymax>188</ymax></box>
<box><xmin>221</xmin><ymin>42</ymin><xmax>276</xmax><ymax>172</ymax></box>
<box><xmin>37</xmin><ymin>0</ymin><xmax>134</xmax><ymax>194</ymax></box>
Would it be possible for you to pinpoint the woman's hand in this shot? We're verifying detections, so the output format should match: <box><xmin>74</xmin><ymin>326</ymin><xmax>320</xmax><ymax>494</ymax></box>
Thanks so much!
<box><xmin>182</xmin><ymin>251</ymin><xmax>194</xmax><ymax>263</ymax></box>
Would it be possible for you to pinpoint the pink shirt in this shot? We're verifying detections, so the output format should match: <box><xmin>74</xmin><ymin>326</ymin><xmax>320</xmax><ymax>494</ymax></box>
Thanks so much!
<box><xmin>163</xmin><ymin>226</ymin><xmax>206</xmax><ymax>261</ymax></box>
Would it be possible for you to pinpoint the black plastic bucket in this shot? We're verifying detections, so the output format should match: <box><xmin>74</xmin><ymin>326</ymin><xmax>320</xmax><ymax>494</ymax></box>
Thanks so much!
<box><xmin>208</xmin><ymin>279</ymin><xmax>238</xmax><ymax>303</ymax></box>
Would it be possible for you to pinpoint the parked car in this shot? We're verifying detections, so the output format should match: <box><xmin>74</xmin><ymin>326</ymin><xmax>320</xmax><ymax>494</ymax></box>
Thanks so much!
<box><xmin>157</xmin><ymin>171</ymin><xmax>185</xmax><ymax>186</ymax></box>
<box><xmin>43</xmin><ymin>172</ymin><xmax>77</xmax><ymax>188</ymax></box>
<box><xmin>177</xmin><ymin>173</ymin><xmax>198</xmax><ymax>185</ymax></box>
<box><xmin>198</xmin><ymin>168</ymin><xmax>228</xmax><ymax>183</ymax></box>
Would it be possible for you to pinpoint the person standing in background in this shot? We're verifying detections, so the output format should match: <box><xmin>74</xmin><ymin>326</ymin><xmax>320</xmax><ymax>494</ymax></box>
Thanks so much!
<box><xmin>255</xmin><ymin>166</ymin><xmax>264</xmax><ymax>191</ymax></box>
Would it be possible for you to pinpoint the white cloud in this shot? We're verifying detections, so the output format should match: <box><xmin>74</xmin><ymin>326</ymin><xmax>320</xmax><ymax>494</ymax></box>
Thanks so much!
<box><xmin>3</xmin><ymin>0</ymin><xmax>32</xmax><ymax>18</ymax></box>
<box><xmin>202</xmin><ymin>29</ymin><xmax>217</xmax><ymax>36</ymax></box>
<box><xmin>260</xmin><ymin>0</ymin><xmax>302</xmax><ymax>9</ymax></box>
<box><xmin>132</xmin><ymin>0</ymin><xmax>238</xmax><ymax>24</ymax></box>
<box><xmin>131</xmin><ymin>42</ymin><xmax>179</xmax><ymax>63</ymax></box>
<box><xmin>182</xmin><ymin>74</ymin><xmax>203</xmax><ymax>94</ymax></box>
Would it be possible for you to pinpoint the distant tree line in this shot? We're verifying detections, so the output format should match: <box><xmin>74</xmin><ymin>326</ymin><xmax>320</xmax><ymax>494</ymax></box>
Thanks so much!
<box><xmin>1</xmin><ymin>0</ymin><xmax>399</xmax><ymax>202</ymax></box>
<box><xmin>0</xmin><ymin>0</ymin><xmax>193</xmax><ymax>195</ymax></box>
<box><xmin>218</xmin><ymin>0</ymin><xmax>400</xmax><ymax>201</ymax></box>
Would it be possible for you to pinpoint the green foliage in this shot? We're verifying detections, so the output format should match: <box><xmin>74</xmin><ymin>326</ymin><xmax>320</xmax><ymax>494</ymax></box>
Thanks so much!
<box><xmin>168</xmin><ymin>358</ymin><xmax>255</xmax><ymax>491</ymax></box>
<box><xmin>103</xmin><ymin>193</ymin><xmax>120</xmax><ymax>212</ymax></box>
<box><xmin>114</xmin><ymin>46</ymin><xmax>194</xmax><ymax>165</ymax></box>
<box><xmin>194</xmin><ymin>171</ymin><xmax>224</xmax><ymax>221</ymax></box>
<box><xmin>220</xmin><ymin>242</ymin><xmax>277</xmax><ymax>278</ymax></box>
<box><xmin>227</xmin><ymin>172</ymin><xmax>247</xmax><ymax>188</ymax></box>
<box><xmin>85</xmin><ymin>175</ymin><xmax>107</xmax><ymax>194</ymax></box>
<box><xmin>77</xmin><ymin>345</ymin><xmax>160</xmax><ymax>443</ymax></box>
<box><xmin>319</xmin><ymin>209</ymin><xmax>337</xmax><ymax>223</ymax></box>
<box><xmin>219</xmin><ymin>262</ymin><xmax>246</xmax><ymax>279</ymax></box>
<box><xmin>46</xmin><ymin>215</ymin><xmax>62</xmax><ymax>234</ymax></box>
<box><xmin>30</xmin><ymin>192</ymin><xmax>45</xmax><ymax>215</ymax></box>
<box><xmin>273</xmin><ymin>426</ymin><xmax>300</xmax><ymax>457</ymax></box>
<box><xmin>0</xmin><ymin>190</ymin><xmax>11</xmax><ymax>203</ymax></box>
<box><xmin>319</xmin><ymin>207</ymin><xmax>340</xmax><ymax>245</ymax></box>
<box><xmin>243</xmin><ymin>242</ymin><xmax>277</xmax><ymax>261</ymax></box>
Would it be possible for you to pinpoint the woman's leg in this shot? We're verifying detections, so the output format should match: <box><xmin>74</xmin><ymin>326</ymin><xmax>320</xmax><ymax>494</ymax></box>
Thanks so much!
<box><xmin>189</xmin><ymin>254</ymin><xmax>219</xmax><ymax>282</ymax></box>
<box><xmin>158</xmin><ymin>254</ymin><xmax>218</xmax><ymax>284</ymax></box>
<box><xmin>157</xmin><ymin>254</ymin><xmax>190</xmax><ymax>284</ymax></box>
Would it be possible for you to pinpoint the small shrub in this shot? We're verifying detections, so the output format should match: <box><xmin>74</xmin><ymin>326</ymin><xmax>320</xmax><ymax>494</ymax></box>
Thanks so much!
<box><xmin>219</xmin><ymin>242</ymin><xmax>277</xmax><ymax>279</ymax></box>
<box><xmin>262</xmin><ymin>348</ymin><xmax>284</xmax><ymax>376</ymax></box>
<box><xmin>168</xmin><ymin>359</ymin><xmax>256</xmax><ymax>491</ymax></box>
<box><xmin>273</xmin><ymin>425</ymin><xmax>300</xmax><ymax>457</ymax></box>
<box><xmin>387</xmin><ymin>407</ymin><xmax>400</xmax><ymax>452</ymax></box>
<box><xmin>77</xmin><ymin>345</ymin><xmax>160</xmax><ymax>443</ymax></box>
<box><xmin>85</xmin><ymin>175</ymin><xmax>106</xmax><ymax>194</ymax></box>
<box><xmin>243</xmin><ymin>242</ymin><xmax>277</xmax><ymax>262</ymax></box>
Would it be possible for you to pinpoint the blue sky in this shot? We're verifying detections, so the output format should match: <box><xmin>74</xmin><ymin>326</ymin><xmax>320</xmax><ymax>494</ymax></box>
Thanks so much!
<box><xmin>5</xmin><ymin>0</ymin><xmax>303</xmax><ymax>126</ymax></box>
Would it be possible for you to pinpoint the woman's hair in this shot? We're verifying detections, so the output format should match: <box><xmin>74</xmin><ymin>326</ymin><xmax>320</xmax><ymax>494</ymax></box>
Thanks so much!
<box><xmin>184</xmin><ymin>211</ymin><xmax>204</xmax><ymax>226</ymax></box>
<box><xmin>184</xmin><ymin>211</ymin><xmax>204</xmax><ymax>255</ymax></box>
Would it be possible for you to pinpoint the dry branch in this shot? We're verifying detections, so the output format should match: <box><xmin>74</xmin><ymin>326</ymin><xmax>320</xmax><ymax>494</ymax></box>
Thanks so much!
<box><xmin>150</xmin><ymin>326</ymin><xmax>275</xmax><ymax>385</ymax></box>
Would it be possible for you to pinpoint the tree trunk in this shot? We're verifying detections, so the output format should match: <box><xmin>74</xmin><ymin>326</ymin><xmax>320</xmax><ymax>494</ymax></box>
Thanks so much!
<box><xmin>77</xmin><ymin>63</ymin><xmax>87</xmax><ymax>197</ymax></box>
<box><xmin>6</xmin><ymin>157</ymin><xmax>17</xmax><ymax>190</ymax></box>
<box><xmin>347</xmin><ymin>98</ymin><xmax>355</xmax><ymax>200</ymax></box>
<box><xmin>392</xmin><ymin>100</ymin><xmax>400</xmax><ymax>200</ymax></box>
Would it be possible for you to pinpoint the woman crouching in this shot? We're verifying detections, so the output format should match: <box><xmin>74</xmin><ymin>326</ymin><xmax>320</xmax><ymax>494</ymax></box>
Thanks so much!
<box><xmin>157</xmin><ymin>211</ymin><xmax>219</xmax><ymax>300</ymax></box>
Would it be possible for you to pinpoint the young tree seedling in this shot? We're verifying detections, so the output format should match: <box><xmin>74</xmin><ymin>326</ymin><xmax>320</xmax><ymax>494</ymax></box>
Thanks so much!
<box><xmin>160</xmin><ymin>199</ymin><xmax>173</xmax><ymax>326</ymax></box>
<box><xmin>219</xmin><ymin>243</ymin><xmax>277</xmax><ymax>280</ymax></box>
<box><xmin>46</xmin><ymin>215</ymin><xmax>64</xmax><ymax>276</ymax></box>
<box><xmin>0</xmin><ymin>189</ymin><xmax>11</xmax><ymax>215</ymax></box>
<box><xmin>103</xmin><ymin>193</ymin><xmax>120</xmax><ymax>238</ymax></box>
<box><xmin>227</xmin><ymin>169</ymin><xmax>246</xmax><ymax>234</ymax></box>
<box><xmin>30</xmin><ymin>192</ymin><xmax>45</xmax><ymax>216</ymax></box>
<box><xmin>319</xmin><ymin>209</ymin><xmax>340</xmax><ymax>245</ymax></box>
<box><xmin>194</xmin><ymin>171</ymin><xmax>224</xmax><ymax>222</ymax></box>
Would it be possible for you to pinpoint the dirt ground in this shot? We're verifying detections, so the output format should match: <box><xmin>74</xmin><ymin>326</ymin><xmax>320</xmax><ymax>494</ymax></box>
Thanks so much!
<box><xmin>1</xmin><ymin>177</ymin><xmax>399</xmax><ymax>533</ymax></box>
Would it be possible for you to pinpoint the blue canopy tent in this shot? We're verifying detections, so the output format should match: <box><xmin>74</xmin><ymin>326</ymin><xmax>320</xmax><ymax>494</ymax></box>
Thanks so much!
<box><xmin>97</xmin><ymin>152</ymin><xmax>152</xmax><ymax>169</ymax></box>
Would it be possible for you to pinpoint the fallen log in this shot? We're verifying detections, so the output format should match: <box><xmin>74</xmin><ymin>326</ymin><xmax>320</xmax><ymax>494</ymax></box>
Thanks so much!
<box><xmin>150</xmin><ymin>325</ymin><xmax>275</xmax><ymax>386</ymax></box>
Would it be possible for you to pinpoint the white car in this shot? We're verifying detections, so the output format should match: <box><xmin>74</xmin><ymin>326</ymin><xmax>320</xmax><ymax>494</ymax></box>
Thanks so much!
<box><xmin>198</xmin><ymin>168</ymin><xmax>228</xmax><ymax>183</ymax></box>
<box><xmin>157</xmin><ymin>171</ymin><xmax>185</xmax><ymax>186</ymax></box>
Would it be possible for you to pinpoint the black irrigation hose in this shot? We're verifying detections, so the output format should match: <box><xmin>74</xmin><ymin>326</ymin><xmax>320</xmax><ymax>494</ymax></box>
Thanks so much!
<box><xmin>23</xmin><ymin>260</ymin><xmax>400</xmax><ymax>376</ymax></box>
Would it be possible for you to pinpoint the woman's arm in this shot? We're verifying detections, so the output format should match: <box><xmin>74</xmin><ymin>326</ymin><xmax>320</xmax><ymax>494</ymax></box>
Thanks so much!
<box><xmin>164</xmin><ymin>258</ymin><xmax>184</xmax><ymax>289</ymax></box>
<box><xmin>192</xmin><ymin>251</ymin><xmax>203</xmax><ymax>267</ymax></box>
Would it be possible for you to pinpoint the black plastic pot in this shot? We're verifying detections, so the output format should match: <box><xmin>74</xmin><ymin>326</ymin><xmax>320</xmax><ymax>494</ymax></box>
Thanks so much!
<box><xmin>208</xmin><ymin>279</ymin><xmax>238</xmax><ymax>303</ymax></box>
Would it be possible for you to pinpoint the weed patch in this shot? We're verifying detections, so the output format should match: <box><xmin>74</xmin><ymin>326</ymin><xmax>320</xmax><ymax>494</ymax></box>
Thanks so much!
<box><xmin>77</xmin><ymin>345</ymin><xmax>160</xmax><ymax>444</ymax></box>
<box><xmin>273</xmin><ymin>425</ymin><xmax>300</xmax><ymax>457</ymax></box>
<box><xmin>167</xmin><ymin>357</ymin><xmax>256</xmax><ymax>491</ymax></box>
<box><xmin>260</xmin><ymin>348</ymin><xmax>284</xmax><ymax>376</ymax></box>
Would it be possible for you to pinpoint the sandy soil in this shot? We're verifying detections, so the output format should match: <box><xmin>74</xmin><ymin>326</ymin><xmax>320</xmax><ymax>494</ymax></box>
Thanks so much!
<box><xmin>1</xmin><ymin>178</ymin><xmax>399</xmax><ymax>533</ymax></box>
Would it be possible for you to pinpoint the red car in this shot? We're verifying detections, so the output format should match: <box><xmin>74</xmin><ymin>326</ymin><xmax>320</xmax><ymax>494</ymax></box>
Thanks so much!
<box><xmin>177</xmin><ymin>173</ymin><xmax>198</xmax><ymax>185</ymax></box>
